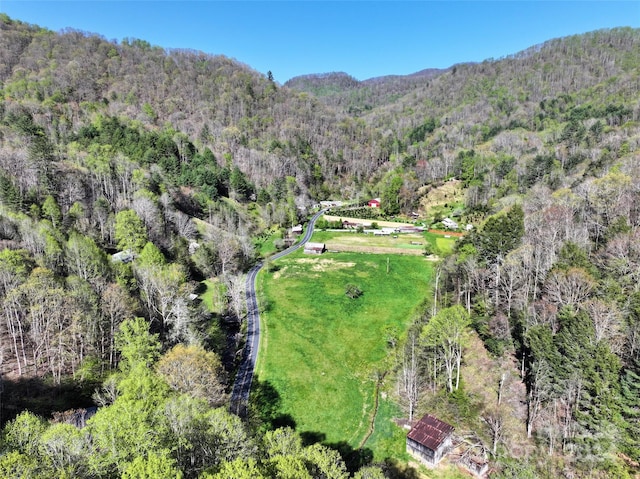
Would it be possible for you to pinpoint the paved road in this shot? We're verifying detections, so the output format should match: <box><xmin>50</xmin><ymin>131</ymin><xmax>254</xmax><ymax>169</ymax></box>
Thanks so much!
<box><xmin>229</xmin><ymin>209</ymin><xmax>327</xmax><ymax>417</ymax></box>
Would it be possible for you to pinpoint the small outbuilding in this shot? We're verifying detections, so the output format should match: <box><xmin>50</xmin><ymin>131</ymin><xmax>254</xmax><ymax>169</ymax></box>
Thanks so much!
<box><xmin>304</xmin><ymin>242</ymin><xmax>325</xmax><ymax>255</ymax></box>
<box><xmin>320</xmin><ymin>200</ymin><xmax>343</xmax><ymax>208</ymax></box>
<box><xmin>406</xmin><ymin>414</ymin><xmax>454</xmax><ymax>466</ymax></box>
<box><xmin>368</xmin><ymin>198</ymin><xmax>381</xmax><ymax>208</ymax></box>
<box><xmin>111</xmin><ymin>250</ymin><xmax>134</xmax><ymax>263</ymax></box>
<box><xmin>442</xmin><ymin>218</ymin><xmax>459</xmax><ymax>230</ymax></box>
<box><xmin>399</xmin><ymin>226</ymin><xmax>425</xmax><ymax>234</ymax></box>
<box><xmin>462</xmin><ymin>455</ymin><xmax>489</xmax><ymax>477</ymax></box>
<box><xmin>342</xmin><ymin>220</ymin><xmax>359</xmax><ymax>229</ymax></box>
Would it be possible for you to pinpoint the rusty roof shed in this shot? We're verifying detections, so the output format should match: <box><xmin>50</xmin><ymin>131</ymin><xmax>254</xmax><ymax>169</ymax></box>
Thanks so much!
<box><xmin>406</xmin><ymin>414</ymin><xmax>454</xmax><ymax>466</ymax></box>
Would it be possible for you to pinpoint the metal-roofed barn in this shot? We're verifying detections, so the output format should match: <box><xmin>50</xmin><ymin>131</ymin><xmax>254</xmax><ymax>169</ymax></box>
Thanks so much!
<box><xmin>304</xmin><ymin>242</ymin><xmax>325</xmax><ymax>254</ymax></box>
<box><xmin>406</xmin><ymin>414</ymin><xmax>454</xmax><ymax>466</ymax></box>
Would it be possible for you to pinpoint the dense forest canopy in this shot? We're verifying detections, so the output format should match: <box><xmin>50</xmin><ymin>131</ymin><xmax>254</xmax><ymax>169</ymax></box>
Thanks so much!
<box><xmin>0</xmin><ymin>13</ymin><xmax>639</xmax><ymax>478</ymax></box>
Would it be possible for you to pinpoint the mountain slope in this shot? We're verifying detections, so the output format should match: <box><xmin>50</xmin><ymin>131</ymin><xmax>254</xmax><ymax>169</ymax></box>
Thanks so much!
<box><xmin>285</xmin><ymin>68</ymin><xmax>447</xmax><ymax>114</ymax></box>
<box><xmin>0</xmin><ymin>15</ymin><xmax>390</xmax><ymax>198</ymax></box>
<box><xmin>2</xmin><ymin>15</ymin><xmax>640</xmax><ymax>477</ymax></box>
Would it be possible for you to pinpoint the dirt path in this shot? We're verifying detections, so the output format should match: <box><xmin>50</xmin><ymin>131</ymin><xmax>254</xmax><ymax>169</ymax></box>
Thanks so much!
<box><xmin>325</xmin><ymin>242</ymin><xmax>426</xmax><ymax>256</ymax></box>
<box><xmin>428</xmin><ymin>229</ymin><xmax>465</xmax><ymax>237</ymax></box>
<box><xmin>323</xmin><ymin>215</ymin><xmax>415</xmax><ymax>228</ymax></box>
<box><xmin>358</xmin><ymin>372</ymin><xmax>386</xmax><ymax>449</ymax></box>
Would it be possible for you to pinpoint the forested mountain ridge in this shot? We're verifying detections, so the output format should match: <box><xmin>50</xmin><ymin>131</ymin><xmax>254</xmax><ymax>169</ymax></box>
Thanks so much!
<box><xmin>0</xmin><ymin>15</ymin><xmax>390</xmax><ymax>198</ymax></box>
<box><xmin>363</xmin><ymin>27</ymin><xmax>640</xmax><ymax>149</ymax></box>
<box><xmin>284</xmin><ymin>28</ymin><xmax>640</xmax><ymax>215</ymax></box>
<box><xmin>1</xmin><ymin>12</ymin><xmax>640</xmax><ymax>478</ymax></box>
<box><xmin>284</xmin><ymin>68</ymin><xmax>446</xmax><ymax>114</ymax></box>
<box><xmin>0</xmin><ymin>14</ymin><xmax>393</xmax><ymax>478</ymax></box>
<box><xmin>378</xmin><ymin>28</ymin><xmax>640</xmax><ymax>479</ymax></box>
<box><xmin>357</xmin><ymin>28</ymin><xmax>640</xmax><ymax>218</ymax></box>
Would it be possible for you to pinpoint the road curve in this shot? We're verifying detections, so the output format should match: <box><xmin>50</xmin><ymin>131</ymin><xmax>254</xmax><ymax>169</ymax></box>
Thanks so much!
<box><xmin>229</xmin><ymin>209</ymin><xmax>327</xmax><ymax>417</ymax></box>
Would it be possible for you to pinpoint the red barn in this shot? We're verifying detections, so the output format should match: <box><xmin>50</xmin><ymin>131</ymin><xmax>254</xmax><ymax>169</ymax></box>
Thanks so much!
<box><xmin>406</xmin><ymin>414</ymin><xmax>454</xmax><ymax>466</ymax></box>
<box><xmin>368</xmin><ymin>198</ymin><xmax>381</xmax><ymax>208</ymax></box>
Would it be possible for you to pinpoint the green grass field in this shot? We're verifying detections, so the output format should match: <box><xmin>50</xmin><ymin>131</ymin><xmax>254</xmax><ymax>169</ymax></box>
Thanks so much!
<box><xmin>426</xmin><ymin>232</ymin><xmax>457</xmax><ymax>254</ymax></box>
<box><xmin>256</xmin><ymin>249</ymin><xmax>432</xmax><ymax>451</ymax></box>
<box><xmin>363</xmin><ymin>398</ymin><xmax>408</xmax><ymax>461</ymax></box>
<box><xmin>255</xmin><ymin>228</ymin><xmax>284</xmax><ymax>258</ymax></box>
<box><xmin>199</xmin><ymin>278</ymin><xmax>226</xmax><ymax>314</ymax></box>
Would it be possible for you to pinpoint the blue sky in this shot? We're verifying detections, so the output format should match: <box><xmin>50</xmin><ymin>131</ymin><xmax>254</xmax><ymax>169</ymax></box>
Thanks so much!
<box><xmin>1</xmin><ymin>1</ymin><xmax>639</xmax><ymax>83</ymax></box>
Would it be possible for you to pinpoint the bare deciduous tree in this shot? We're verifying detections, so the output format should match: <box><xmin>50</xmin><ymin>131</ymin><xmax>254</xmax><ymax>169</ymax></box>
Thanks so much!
<box><xmin>399</xmin><ymin>334</ymin><xmax>420</xmax><ymax>422</ymax></box>
<box><xmin>224</xmin><ymin>274</ymin><xmax>246</xmax><ymax>322</ymax></box>
<box><xmin>100</xmin><ymin>283</ymin><xmax>137</xmax><ymax>370</ymax></box>
<box><xmin>421</xmin><ymin>305</ymin><xmax>470</xmax><ymax>393</ymax></box>
<box><xmin>544</xmin><ymin>267</ymin><xmax>595</xmax><ymax>308</ymax></box>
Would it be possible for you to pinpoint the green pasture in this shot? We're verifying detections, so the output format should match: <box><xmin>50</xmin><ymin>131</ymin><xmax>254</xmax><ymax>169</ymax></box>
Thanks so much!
<box><xmin>363</xmin><ymin>398</ymin><xmax>408</xmax><ymax>461</ymax></box>
<box><xmin>424</xmin><ymin>232</ymin><xmax>458</xmax><ymax>254</ymax></box>
<box><xmin>312</xmin><ymin>230</ymin><xmax>424</xmax><ymax>250</ymax></box>
<box><xmin>255</xmin><ymin>250</ymin><xmax>432</xmax><ymax>451</ymax></box>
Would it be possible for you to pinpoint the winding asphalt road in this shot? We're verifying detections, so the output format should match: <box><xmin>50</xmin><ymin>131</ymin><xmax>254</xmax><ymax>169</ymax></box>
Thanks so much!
<box><xmin>230</xmin><ymin>209</ymin><xmax>327</xmax><ymax>417</ymax></box>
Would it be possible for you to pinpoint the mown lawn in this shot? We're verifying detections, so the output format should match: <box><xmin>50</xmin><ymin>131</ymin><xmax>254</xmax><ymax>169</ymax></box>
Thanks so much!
<box><xmin>312</xmin><ymin>230</ymin><xmax>426</xmax><ymax>254</ymax></box>
<box><xmin>255</xmin><ymin>250</ymin><xmax>432</xmax><ymax>449</ymax></box>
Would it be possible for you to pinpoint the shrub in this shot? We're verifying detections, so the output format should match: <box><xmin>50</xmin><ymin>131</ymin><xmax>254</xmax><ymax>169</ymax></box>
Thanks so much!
<box><xmin>345</xmin><ymin>284</ymin><xmax>363</xmax><ymax>299</ymax></box>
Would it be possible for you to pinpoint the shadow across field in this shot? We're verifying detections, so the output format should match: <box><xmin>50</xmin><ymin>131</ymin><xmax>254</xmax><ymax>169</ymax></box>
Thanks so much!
<box><xmin>249</xmin><ymin>377</ymin><xmax>297</xmax><ymax>430</ymax></box>
<box><xmin>249</xmin><ymin>378</ymin><xmax>371</xmax><ymax>472</ymax></box>
<box><xmin>249</xmin><ymin>377</ymin><xmax>420</xmax><ymax>478</ymax></box>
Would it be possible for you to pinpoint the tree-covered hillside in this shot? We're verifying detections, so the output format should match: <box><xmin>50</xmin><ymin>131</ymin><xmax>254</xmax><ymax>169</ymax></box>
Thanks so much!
<box><xmin>0</xmin><ymin>14</ymin><xmax>393</xmax><ymax>478</ymax></box>
<box><xmin>289</xmin><ymin>27</ymin><xmax>640</xmax><ymax>478</ymax></box>
<box><xmin>1</xmin><ymin>12</ymin><xmax>640</xmax><ymax>478</ymax></box>
<box><xmin>284</xmin><ymin>68</ymin><xmax>445</xmax><ymax>115</ymax></box>
<box><xmin>0</xmin><ymin>14</ymin><xmax>393</xmax><ymax>199</ymax></box>
<box><xmin>360</xmin><ymin>28</ymin><xmax>640</xmax><ymax>479</ymax></box>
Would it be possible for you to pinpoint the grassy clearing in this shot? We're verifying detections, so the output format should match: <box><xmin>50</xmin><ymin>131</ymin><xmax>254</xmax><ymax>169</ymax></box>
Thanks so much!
<box><xmin>199</xmin><ymin>278</ymin><xmax>226</xmax><ymax>315</ymax></box>
<box><xmin>256</xmin><ymin>250</ymin><xmax>432</xmax><ymax>450</ymax></box>
<box><xmin>424</xmin><ymin>232</ymin><xmax>458</xmax><ymax>255</ymax></box>
<box><xmin>419</xmin><ymin>179</ymin><xmax>465</xmax><ymax>215</ymax></box>
<box><xmin>255</xmin><ymin>228</ymin><xmax>284</xmax><ymax>258</ymax></box>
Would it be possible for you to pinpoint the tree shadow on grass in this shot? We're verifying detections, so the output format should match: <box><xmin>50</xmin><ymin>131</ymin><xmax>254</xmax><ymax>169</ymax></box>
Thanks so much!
<box><xmin>300</xmin><ymin>430</ymin><xmax>326</xmax><ymax>446</ymax></box>
<box><xmin>297</xmin><ymin>433</ymin><xmax>376</xmax><ymax>475</ymax></box>
<box><xmin>248</xmin><ymin>376</ymin><xmax>296</xmax><ymax>431</ymax></box>
<box><xmin>310</xmin><ymin>435</ymin><xmax>421</xmax><ymax>478</ymax></box>
<box><xmin>325</xmin><ymin>441</ymin><xmax>374</xmax><ymax>474</ymax></box>
<box><xmin>247</xmin><ymin>377</ymin><xmax>420</xmax><ymax>478</ymax></box>
<box><xmin>379</xmin><ymin>458</ymin><xmax>422</xmax><ymax>479</ymax></box>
